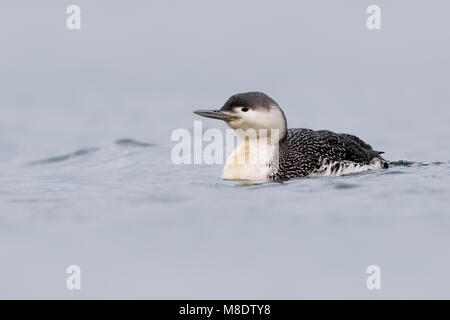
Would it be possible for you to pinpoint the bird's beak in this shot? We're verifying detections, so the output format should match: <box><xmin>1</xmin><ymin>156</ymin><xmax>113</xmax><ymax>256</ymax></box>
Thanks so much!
<box><xmin>193</xmin><ymin>109</ymin><xmax>237</xmax><ymax>121</ymax></box>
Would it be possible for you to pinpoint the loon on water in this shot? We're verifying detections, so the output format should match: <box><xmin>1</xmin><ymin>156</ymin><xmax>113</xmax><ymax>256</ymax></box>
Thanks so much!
<box><xmin>194</xmin><ymin>92</ymin><xmax>388</xmax><ymax>181</ymax></box>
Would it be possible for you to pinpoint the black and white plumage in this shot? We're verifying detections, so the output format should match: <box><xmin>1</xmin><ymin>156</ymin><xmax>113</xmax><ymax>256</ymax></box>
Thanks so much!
<box><xmin>194</xmin><ymin>92</ymin><xmax>388</xmax><ymax>181</ymax></box>
<box><xmin>271</xmin><ymin>129</ymin><xmax>388</xmax><ymax>180</ymax></box>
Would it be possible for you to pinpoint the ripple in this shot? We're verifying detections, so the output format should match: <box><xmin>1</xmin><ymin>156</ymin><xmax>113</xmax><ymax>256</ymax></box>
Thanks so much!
<box><xmin>115</xmin><ymin>138</ymin><xmax>155</xmax><ymax>148</ymax></box>
<box><xmin>389</xmin><ymin>160</ymin><xmax>447</xmax><ymax>168</ymax></box>
<box><xmin>389</xmin><ymin>160</ymin><xmax>416</xmax><ymax>167</ymax></box>
<box><xmin>333</xmin><ymin>182</ymin><xmax>360</xmax><ymax>190</ymax></box>
<box><xmin>380</xmin><ymin>170</ymin><xmax>408</xmax><ymax>175</ymax></box>
<box><xmin>29</xmin><ymin>148</ymin><xmax>100</xmax><ymax>165</ymax></box>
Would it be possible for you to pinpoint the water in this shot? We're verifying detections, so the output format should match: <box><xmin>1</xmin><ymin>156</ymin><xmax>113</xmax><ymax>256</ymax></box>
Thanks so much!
<box><xmin>2</xmin><ymin>140</ymin><xmax>450</xmax><ymax>299</ymax></box>
<box><xmin>1</xmin><ymin>1</ymin><xmax>450</xmax><ymax>299</ymax></box>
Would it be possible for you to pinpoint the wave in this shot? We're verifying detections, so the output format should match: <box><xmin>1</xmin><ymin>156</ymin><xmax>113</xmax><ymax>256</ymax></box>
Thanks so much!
<box><xmin>28</xmin><ymin>147</ymin><xmax>100</xmax><ymax>165</ymax></box>
<box><xmin>115</xmin><ymin>138</ymin><xmax>155</xmax><ymax>147</ymax></box>
<box><xmin>389</xmin><ymin>160</ymin><xmax>448</xmax><ymax>168</ymax></box>
<box><xmin>27</xmin><ymin>138</ymin><xmax>155</xmax><ymax>166</ymax></box>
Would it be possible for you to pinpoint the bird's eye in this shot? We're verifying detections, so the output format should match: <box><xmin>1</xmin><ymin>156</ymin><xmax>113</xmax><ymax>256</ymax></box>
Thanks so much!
<box><xmin>241</xmin><ymin>107</ymin><xmax>249</xmax><ymax>112</ymax></box>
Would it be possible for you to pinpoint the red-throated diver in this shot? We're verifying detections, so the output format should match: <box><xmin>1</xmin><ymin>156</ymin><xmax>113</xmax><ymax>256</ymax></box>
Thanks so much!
<box><xmin>194</xmin><ymin>92</ymin><xmax>388</xmax><ymax>181</ymax></box>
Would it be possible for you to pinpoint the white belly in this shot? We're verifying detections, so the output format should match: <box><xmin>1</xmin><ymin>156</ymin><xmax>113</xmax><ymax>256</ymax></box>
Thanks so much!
<box><xmin>222</xmin><ymin>140</ymin><xmax>274</xmax><ymax>181</ymax></box>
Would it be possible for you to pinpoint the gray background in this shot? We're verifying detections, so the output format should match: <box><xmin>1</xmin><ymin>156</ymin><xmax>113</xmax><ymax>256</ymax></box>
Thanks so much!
<box><xmin>0</xmin><ymin>0</ymin><xmax>449</xmax><ymax>299</ymax></box>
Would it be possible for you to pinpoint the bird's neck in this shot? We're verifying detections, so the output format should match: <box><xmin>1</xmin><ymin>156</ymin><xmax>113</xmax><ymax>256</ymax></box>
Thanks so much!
<box><xmin>234</xmin><ymin>128</ymin><xmax>286</xmax><ymax>145</ymax></box>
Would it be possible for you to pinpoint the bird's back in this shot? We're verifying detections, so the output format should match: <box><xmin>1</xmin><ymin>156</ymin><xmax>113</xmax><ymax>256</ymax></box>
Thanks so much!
<box><xmin>270</xmin><ymin>128</ymin><xmax>388</xmax><ymax>179</ymax></box>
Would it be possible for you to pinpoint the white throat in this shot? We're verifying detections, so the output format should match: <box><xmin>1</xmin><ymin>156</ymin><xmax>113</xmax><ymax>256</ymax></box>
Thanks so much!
<box><xmin>222</xmin><ymin>134</ymin><xmax>280</xmax><ymax>181</ymax></box>
<box><xmin>221</xmin><ymin>104</ymin><xmax>286</xmax><ymax>181</ymax></box>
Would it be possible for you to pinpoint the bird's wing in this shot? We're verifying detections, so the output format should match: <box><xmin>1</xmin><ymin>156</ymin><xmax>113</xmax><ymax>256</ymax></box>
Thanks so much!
<box><xmin>315</xmin><ymin>130</ymin><xmax>383</xmax><ymax>163</ymax></box>
<box><xmin>338</xmin><ymin>133</ymin><xmax>374</xmax><ymax>151</ymax></box>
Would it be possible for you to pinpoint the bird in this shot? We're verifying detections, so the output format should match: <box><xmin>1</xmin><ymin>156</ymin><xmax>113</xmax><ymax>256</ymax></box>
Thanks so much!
<box><xmin>194</xmin><ymin>92</ymin><xmax>388</xmax><ymax>181</ymax></box>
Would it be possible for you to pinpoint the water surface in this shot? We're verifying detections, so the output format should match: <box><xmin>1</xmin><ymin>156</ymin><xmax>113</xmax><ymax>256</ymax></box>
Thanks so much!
<box><xmin>1</xmin><ymin>0</ymin><xmax>450</xmax><ymax>299</ymax></box>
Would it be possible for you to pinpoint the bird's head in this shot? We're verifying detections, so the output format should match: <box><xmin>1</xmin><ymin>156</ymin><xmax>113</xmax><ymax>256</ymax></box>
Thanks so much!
<box><xmin>194</xmin><ymin>92</ymin><xmax>287</xmax><ymax>140</ymax></box>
